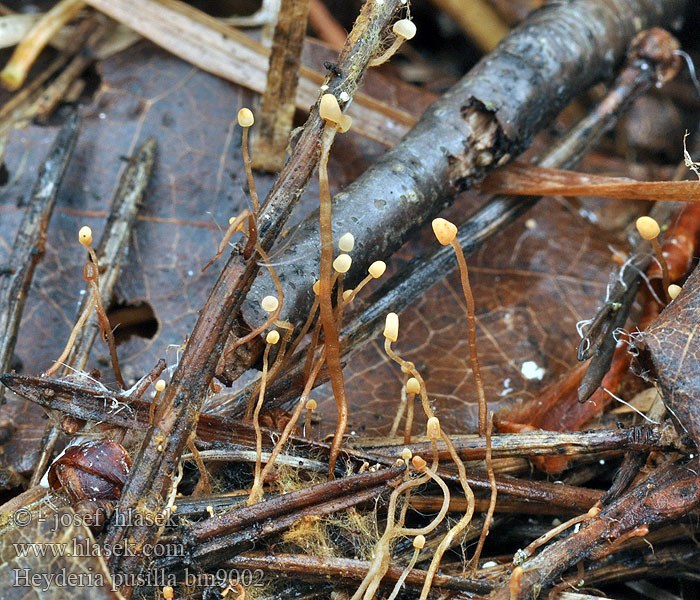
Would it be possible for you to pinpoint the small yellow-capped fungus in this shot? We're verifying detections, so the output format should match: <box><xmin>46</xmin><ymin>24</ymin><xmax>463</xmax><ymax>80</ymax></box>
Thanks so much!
<box><xmin>393</xmin><ymin>19</ymin><xmax>416</xmax><ymax>40</ymax></box>
<box><xmin>261</xmin><ymin>295</ymin><xmax>279</xmax><ymax>313</ymax></box>
<box><xmin>78</xmin><ymin>226</ymin><xmax>93</xmax><ymax>246</ymax></box>
<box><xmin>406</xmin><ymin>377</ymin><xmax>420</xmax><ymax>395</ymax></box>
<box><xmin>333</xmin><ymin>253</ymin><xmax>352</xmax><ymax>273</ymax></box>
<box><xmin>432</xmin><ymin>217</ymin><xmax>457</xmax><ymax>245</ymax></box>
<box><xmin>383</xmin><ymin>312</ymin><xmax>399</xmax><ymax>342</ymax></box>
<box><xmin>155</xmin><ymin>379</ymin><xmax>166</xmax><ymax>392</ymax></box>
<box><xmin>312</xmin><ymin>280</ymin><xmax>320</xmax><ymax>295</ymax></box>
<box><xmin>368</xmin><ymin>260</ymin><xmax>386</xmax><ymax>279</ymax></box>
<box><xmin>401</xmin><ymin>448</ymin><xmax>412</xmax><ymax>461</ymax></box>
<box><xmin>237</xmin><ymin>107</ymin><xmax>254</xmax><ymax>127</ymax></box>
<box><xmin>319</xmin><ymin>93</ymin><xmax>342</xmax><ymax>124</ymax></box>
<box><xmin>339</xmin><ymin>114</ymin><xmax>353</xmax><ymax>133</ymax></box>
<box><xmin>587</xmin><ymin>506</ymin><xmax>601</xmax><ymax>518</ymax></box>
<box><xmin>163</xmin><ymin>586</ymin><xmax>174</xmax><ymax>600</ymax></box>
<box><xmin>339</xmin><ymin>232</ymin><xmax>355</xmax><ymax>252</ymax></box>
<box><xmin>668</xmin><ymin>284</ymin><xmax>681</xmax><ymax>299</ymax></box>
<box><xmin>343</xmin><ymin>289</ymin><xmax>353</xmax><ymax>301</ymax></box>
<box><xmin>266</xmin><ymin>330</ymin><xmax>280</xmax><ymax>344</ymax></box>
<box><xmin>413</xmin><ymin>534</ymin><xmax>426</xmax><ymax>549</ymax></box>
<box><xmin>411</xmin><ymin>455</ymin><xmax>427</xmax><ymax>471</ymax></box>
<box><xmin>636</xmin><ymin>216</ymin><xmax>660</xmax><ymax>240</ymax></box>
<box><xmin>306</xmin><ymin>398</ymin><xmax>317</xmax><ymax>410</ymax></box>
<box><xmin>426</xmin><ymin>416</ymin><xmax>441</xmax><ymax>440</ymax></box>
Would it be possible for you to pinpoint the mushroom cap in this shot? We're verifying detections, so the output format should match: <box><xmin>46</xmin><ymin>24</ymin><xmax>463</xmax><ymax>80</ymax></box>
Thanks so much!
<box><xmin>338</xmin><ymin>114</ymin><xmax>353</xmax><ymax>133</ymax></box>
<box><xmin>369</xmin><ymin>260</ymin><xmax>387</xmax><ymax>278</ymax></box>
<box><xmin>432</xmin><ymin>217</ymin><xmax>458</xmax><ymax>245</ymax></box>
<box><xmin>338</xmin><ymin>232</ymin><xmax>355</xmax><ymax>252</ymax></box>
<box><xmin>384</xmin><ymin>312</ymin><xmax>399</xmax><ymax>342</ymax></box>
<box><xmin>668</xmin><ymin>284</ymin><xmax>682</xmax><ymax>300</ymax></box>
<box><xmin>261</xmin><ymin>295</ymin><xmax>279</xmax><ymax>313</ymax></box>
<box><xmin>406</xmin><ymin>377</ymin><xmax>420</xmax><ymax>395</ymax></box>
<box><xmin>333</xmin><ymin>253</ymin><xmax>352</xmax><ymax>273</ymax></box>
<box><xmin>319</xmin><ymin>93</ymin><xmax>342</xmax><ymax>124</ymax></box>
<box><xmin>426</xmin><ymin>416</ymin><xmax>441</xmax><ymax>439</ymax></box>
<box><xmin>266</xmin><ymin>330</ymin><xmax>280</xmax><ymax>344</ymax></box>
<box><xmin>78</xmin><ymin>226</ymin><xmax>93</xmax><ymax>247</ymax></box>
<box><xmin>393</xmin><ymin>19</ymin><xmax>416</xmax><ymax>40</ymax></box>
<box><xmin>237</xmin><ymin>107</ymin><xmax>254</xmax><ymax>127</ymax></box>
<box><xmin>636</xmin><ymin>216</ymin><xmax>660</xmax><ymax>240</ymax></box>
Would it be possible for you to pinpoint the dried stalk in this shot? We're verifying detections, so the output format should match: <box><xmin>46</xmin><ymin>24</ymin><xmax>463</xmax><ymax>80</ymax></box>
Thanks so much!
<box><xmin>0</xmin><ymin>0</ymin><xmax>85</xmax><ymax>90</ymax></box>
<box><xmin>84</xmin><ymin>0</ymin><xmax>415</xmax><ymax>146</ymax></box>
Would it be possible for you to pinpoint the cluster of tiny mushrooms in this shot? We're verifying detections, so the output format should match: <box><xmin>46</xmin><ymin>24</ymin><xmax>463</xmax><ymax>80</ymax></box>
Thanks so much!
<box><xmin>36</xmin><ymin>12</ymin><xmax>686</xmax><ymax>600</ymax></box>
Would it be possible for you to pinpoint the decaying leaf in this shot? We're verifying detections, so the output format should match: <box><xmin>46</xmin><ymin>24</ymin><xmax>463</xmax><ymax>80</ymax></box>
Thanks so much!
<box><xmin>634</xmin><ymin>262</ymin><xmax>700</xmax><ymax>447</ymax></box>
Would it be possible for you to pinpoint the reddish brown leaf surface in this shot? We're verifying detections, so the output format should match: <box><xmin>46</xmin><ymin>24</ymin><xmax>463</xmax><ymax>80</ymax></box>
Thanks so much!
<box><xmin>0</xmin><ymin>39</ymin><xmax>637</xmax><ymax>475</ymax></box>
<box><xmin>635</xmin><ymin>263</ymin><xmax>700</xmax><ymax>447</ymax></box>
<box><xmin>316</xmin><ymin>192</ymin><xmax>628</xmax><ymax>438</ymax></box>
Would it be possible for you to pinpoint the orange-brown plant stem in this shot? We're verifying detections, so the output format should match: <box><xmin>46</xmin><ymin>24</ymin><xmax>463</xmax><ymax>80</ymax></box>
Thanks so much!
<box><xmin>318</xmin><ymin>123</ymin><xmax>347</xmax><ymax>479</ymax></box>
<box><xmin>450</xmin><ymin>238</ymin><xmax>487</xmax><ymax>436</ymax></box>
<box><xmin>241</xmin><ymin>126</ymin><xmax>260</xmax><ymax>214</ymax></box>
<box><xmin>650</xmin><ymin>236</ymin><xmax>671</xmax><ymax>301</ymax></box>
<box><xmin>469</xmin><ymin>412</ymin><xmax>497</xmax><ymax>574</ymax></box>
<box><xmin>249</xmin><ymin>342</ymin><xmax>272</xmax><ymax>504</ymax></box>
<box><xmin>84</xmin><ymin>251</ymin><xmax>124</xmax><ymax>388</ymax></box>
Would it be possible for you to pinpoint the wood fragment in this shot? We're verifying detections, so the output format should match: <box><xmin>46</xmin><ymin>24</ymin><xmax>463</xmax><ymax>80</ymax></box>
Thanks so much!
<box><xmin>2</xmin><ymin>373</ymin><xmax>605</xmax><ymax>511</ymax></box>
<box><xmin>488</xmin><ymin>458</ymin><xmax>700</xmax><ymax>599</ymax></box>
<box><xmin>251</xmin><ymin>0</ymin><xmax>311</xmax><ymax>172</ymax></box>
<box><xmin>223</xmin><ymin>551</ymin><xmax>492</xmax><ymax>593</ymax></box>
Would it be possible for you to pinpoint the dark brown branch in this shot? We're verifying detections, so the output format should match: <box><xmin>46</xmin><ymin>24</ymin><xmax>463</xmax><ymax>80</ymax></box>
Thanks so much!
<box><xmin>488</xmin><ymin>458</ymin><xmax>700</xmax><ymax>599</ymax></box>
<box><xmin>1</xmin><ymin>373</ymin><xmax>603</xmax><ymax>512</ymax></box>
<box><xmin>240</xmin><ymin>0</ymin><xmax>687</xmax><ymax>336</ymax></box>
<box><xmin>365</xmin><ymin>424</ymin><xmax>683</xmax><ymax>461</ymax></box>
<box><xmin>225</xmin><ymin>26</ymin><xmax>682</xmax><ymax>418</ymax></box>
<box><xmin>0</xmin><ymin>111</ymin><xmax>80</xmax><ymax>401</ymax></box>
<box><xmin>222</xmin><ymin>551</ymin><xmax>493</xmax><ymax>594</ymax></box>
